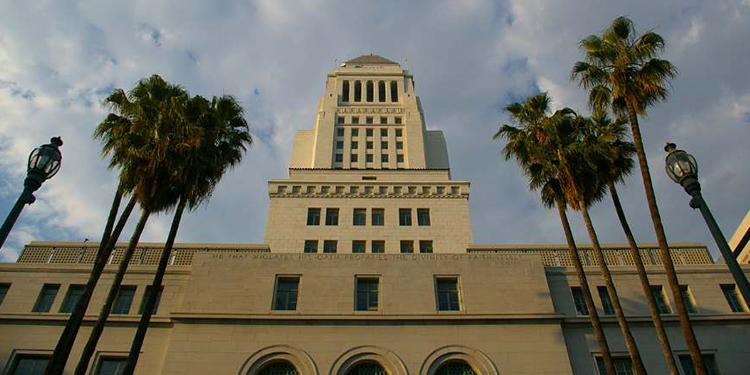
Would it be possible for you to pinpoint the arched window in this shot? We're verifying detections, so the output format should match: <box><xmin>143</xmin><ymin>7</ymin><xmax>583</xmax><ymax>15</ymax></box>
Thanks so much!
<box><xmin>390</xmin><ymin>81</ymin><xmax>398</xmax><ymax>102</ymax></box>
<box><xmin>366</xmin><ymin>81</ymin><xmax>374</xmax><ymax>102</ymax></box>
<box><xmin>378</xmin><ymin>81</ymin><xmax>386</xmax><ymax>102</ymax></box>
<box><xmin>346</xmin><ymin>362</ymin><xmax>388</xmax><ymax>375</ymax></box>
<box><xmin>354</xmin><ymin>81</ymin><xmax>362</xmax><ymax>102</ymax></box>
<box><xmin>435</xmin><ymin>361</ymin><xmax>476</xmax><ymax>375</ymax></box>
<box><xmin>258</xmin><ymin>361</ymin><xmax>300</xmax><ymax>375</ymax></box>
<box><xmin>342</xmin><ymin>81</ymin><xmax>350</xmax><ymax>102</ymax></box>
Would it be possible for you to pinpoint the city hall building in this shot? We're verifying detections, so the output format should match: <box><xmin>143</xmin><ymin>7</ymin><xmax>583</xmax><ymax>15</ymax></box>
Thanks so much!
<box><xmin>1</xmin><ymin>55</ymin><xmax>749</xmax><ymax>375</ymax></box>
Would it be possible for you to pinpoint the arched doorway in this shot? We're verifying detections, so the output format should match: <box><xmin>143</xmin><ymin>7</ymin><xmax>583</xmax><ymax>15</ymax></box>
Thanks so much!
<box><xmin>257</xmin><ymin>361</ymin><xmax>300</xmax><ymax>375</ymax></box>
<box><xmin>435</xmin><ymin>361</ymin><xmax>477</xmax><ymax>375</ymax></box>
<box><xmin>346</xmin><ymin>361</ymin><xmax>389</xmax><ymax>375</ymax></box>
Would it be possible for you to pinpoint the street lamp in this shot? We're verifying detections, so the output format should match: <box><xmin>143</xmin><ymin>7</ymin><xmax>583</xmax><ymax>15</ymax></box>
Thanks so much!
<box><xmin>0</xmin><ymin>137</ymin><xmax>63</xmax><ymax>250</ymax></box>
<box><xmin>665</xmin><ymin>142</ymin><xmax>750</xmax><ymax>307</ymax></box>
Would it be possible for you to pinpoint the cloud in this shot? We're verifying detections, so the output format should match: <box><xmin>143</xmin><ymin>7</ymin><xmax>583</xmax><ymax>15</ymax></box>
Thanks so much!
<box><xmin>0</xmin><ymin>0</ymin><xmax>749</xmax><ymax>262</ymax></box>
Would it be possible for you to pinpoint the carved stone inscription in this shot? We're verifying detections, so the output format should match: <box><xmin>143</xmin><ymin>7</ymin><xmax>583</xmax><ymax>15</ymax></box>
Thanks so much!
<box><xmin>209</xmin><ymin>252</ymin><xmax>520</xmax><ymax>266</ymax></box>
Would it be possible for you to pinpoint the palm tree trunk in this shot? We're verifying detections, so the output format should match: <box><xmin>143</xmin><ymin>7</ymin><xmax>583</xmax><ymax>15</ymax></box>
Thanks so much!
<box><xmin>44</xmin><ymin>192</ymin><xmax>136</xmax><ymax>375</ymax></box>
<box><xmin>122</xmin><ymin>197</ymin><xmax>186</xmax><ymax>375</ymax></box>
<box><xmin>555</xmin><ymin>198</ymin><xmax>617</xmax><ymax>375</ymax></box>
<box><xmin>625</xmin><ymin>101</ymin><xmax>706</xmax><ymax>375</ymax></box>
<box><xmin>579</xmin><ymin>198</ymin><xmax>647</xmax><ymax>375</ymax></box>
<box><xmin>609</xmin><ymin>183</ymin><xmax>680</xmax><ymax>375</ymax></box>
<box><xmin>73</xmin><ymin>208</ymin><xmax>151</xmax><ymax>375</ymax></box>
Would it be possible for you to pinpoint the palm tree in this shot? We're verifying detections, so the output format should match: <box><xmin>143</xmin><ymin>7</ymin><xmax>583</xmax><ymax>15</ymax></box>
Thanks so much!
<box><xmin>586</xmin><ymin>110</ymin><xmax>680</xmax><ymax>375</ymax></box>
<box><xmin>494</xmin><ymin>93</ymin><xmax>617</xmax><ymax>375</ymax></box>
<box><xmin>544</xmin><ymin>112</ymin><xmax>647</xmax><ymax>375</ymax></box>
<box><xmin>70</xmin><ymin>75</ymin><xmax>191</xmax><ymax>375</ymax></box>
<box><xmin>571</xmin><ymin>16</ymin><xmax>705</xmax><ymax>374</ymax></box>
<box><xmin>121</xmin><ymin>95</ymin><xmax>252</xmax><ymax>375</ymax></box>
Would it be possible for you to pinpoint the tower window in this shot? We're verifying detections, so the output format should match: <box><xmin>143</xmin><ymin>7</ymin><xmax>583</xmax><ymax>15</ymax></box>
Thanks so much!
<box><xmin>381</xmin><ymin>128</ymin><xmax>388</xmax><ymax>137</ymax></box>
<box><xmin>336</xmin><ymin>141</ymin><xmax>343</xmax><ymax>149</ymax></box>
<box><xmin>400</xmin><ymin>241</ymin><xmax>414</xmax><ymax>253</ymax></box>
<box><xmin>325</xmin><ymin>208</ymin><xmax>339</xmax><ymax>226</ymax></box>
<box><xmin>0</xmin><ymin>283</ymin><xmax>9</xmax><ymax>308</ymax></box>
<box><xmin>372</xmin><ymin>209</ymin><xmax>384</xmax><ymax>226</ymax></box>
<box><xmin>372</xmin><ymin>240</ymin><xmax>385</xmax><ymax>253</ymax></box>
<box><xmin>112</xmin><ymin>286</ymin><xmax>136</xmax><ymax>314</ymax></box>
<box><xmin>60</xmin><ymin>285</ymin><xmax>85</xmax><ymax>313</ymax></box>
<box><xmin>366</xmin><ymin>141</ymin><xmax>373</xmax><ymax>149</ymax></box>
<box><xmin>382</xmin><ymin>141</ymin><xmax>388</xmax><ymax>149</ymax></box>
<box><xmin>304</xmin><ymin>240</ymin><xmax>318</xmax><ymax>253</ymax></box>
<box><xmin>366</xmin><ymin>116</ymin><xmax>373</xmax><ymax>124</ymax></box>
<box><xmin>351</xmin><ymin>141</ymin><xmax>359</xmax><ymax>149</ymax></box>
<box><xmin>366</xmin><ymin>154</ymin><xmax>373</xmax><ymax>163</ymax></box>
<box><xmin>435</xmin><ymin>278</ymin><xmax>460</xmax><ymax>311</ymax></box>
<box><xmin>335</xmin><ymin>154</ymin><xmax>343</xmax><ymax>163</ymax></box>
<box><xmin>323</xmin><ymin>240</ymin><xmax>337</xmax><ymax>253</ymax></box>
<box><xmin>273</xmin><ymin>277</ymin><xmax>299</xmax><ymax>311</ymax></box>
<box><xmin>651</xmin><ymin>286</ymin><xmax>672</xmax><ymax>314</ymax></box>
<box><xmin>390</xmin><ymin>81</ymin><xmax>398</xmax><ymax>102</ymax></box>
<box><xmin>417</xmin><ymin>209</ymin><xmax>430</xmax><ymax>226</ymax></box>
<box><xmin>380</xmin><ymin>116</ymin><xmax>388</xmax><ymax>124</ymax></box>
<box><xmin>394</xmin><ymin>117</ymin><xmax>402</xmax><ymax>124</ymax></box>
<box><xmin>352</xmin><ymin>116</ymin><xmax>359</xmax><ymax>124</ymax></box>
<box><xmin>597</xmin><ymin>286</ymin><xmax>614</xmax><ymax>315</ymax></box>
<box><xmin>397</xmin><ymin>154</ymin><xmax>404</xmax><ymax>163</ymax></box>
<box><xmin>342</xmin><ymin>81</ymin><xmax>350</xmax><ymax>102</ymax></box>
<box><xmin>680</xmin><ymin>285</ymin><xmax>697</xmax><ymax>314</ymax></box>
<box><xmin>366</xmin><ymin>81</ymin><xmax>374</xmax><ymax>102</ymax></box>
<box><xmin>139</xmin><ymin>286</ymin><xmax>163</xmax><ymax>315</ymax></box>
<box><xmin>419</xmin><ymin>240</ymin><xmax>433</xmax><ymax>253</ymax></box>
<box><xmin>355</xmin><ymin>277</ymin><xmax>379</xmax><ymax>311</ymax></box>
<box><xmin>352</xmin><ymin>128</ymin><xmax>359</xmax><ymax>137</ymax></box>
<box><xmin>337</xmin><ymin>116</ymin><xmax>344</xmax><ymax>124</ymax></box>
<box><xmin>307</xmin><ymin>208</ymin><xmax>321</xmax><ymax>225</ymax></box>
<box><xmin>366</xmin><ymin>128</ymin><xmax>373</xmax><ymax>137</ymax></box>
<box><xmin>351</xmin><ymin>154</ymin><xmax>358</xmax><ymax>163</ymax></box>
<box><xmin>396</xmin><ymin>129</ymin><xmax>403</xmax><ymax>137</ymax></box>
<box><xmin>396</xmin><ymin>141</ymin><xmax>403</xmax><ymax>150</ymax></box>
<box><xmin>721</xmin><ymin>284</ymin><xmax>747</xmax><ymax>312</ymax></box>
<box><xmin>352</xmin><ymin>240</ymin><xmax>366</xmax><ymax>253</ymax></box>
<box><xmin>571</xmin><ymin>286</ymin><xmax>588</xmax><ymax>315</ymax></box>
<box><xmin>399</xmin><ymin>208</ymin><xmax>412</xmax><ymax>226</ymax></box>
<box><xmin>353</xmin><ymin>209</ymin><xmax>366</xmax><ymax>226</ymax></box>
<box><xmin>32</xmin><ymin>284</ymin><xmax>59</xmax><ymax>313</ymax></box>
<box><xmin>354</xmin><ymin>81</ymin><xmax>362</xmax><ymax>102</ymax></box>
<box><xmin>378</xmin><ymin>81</ymin><xmax>386</xmax><ymax>102</ymax></box>
<box><xmin>337</xmin><ymin>128</ymin><xmax>344</xmax><ymax>137</ymax></box>
<box><xmin>381</xmin><ymin>154</ymin><xmax>388</xmax><ymax>163</ymax></box>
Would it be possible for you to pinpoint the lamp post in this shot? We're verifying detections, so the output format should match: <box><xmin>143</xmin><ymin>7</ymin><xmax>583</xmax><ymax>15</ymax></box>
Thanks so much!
<box><xmin>664</xmin><ymin>142</ymin><xmax>750</xmax><ymax>307</ymax></box>
<box><xmin>0</xmin><ymin>137</ymin><xmax>63</xmax><ymax>250</ymax></box>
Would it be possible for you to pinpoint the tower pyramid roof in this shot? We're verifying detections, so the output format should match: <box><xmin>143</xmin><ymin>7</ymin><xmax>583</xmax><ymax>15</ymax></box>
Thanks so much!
<box><xmin>345</xmin><ymin>54</ymin><xmax>398</xmax><ymax>65</ymax></box>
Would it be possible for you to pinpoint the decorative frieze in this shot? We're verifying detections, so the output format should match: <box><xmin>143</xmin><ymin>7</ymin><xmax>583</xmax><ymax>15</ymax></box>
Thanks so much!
<box><xmin>268</xmin><ymin>182</ymin><xmax>470</xmax><ymax>199</ymax></box>
<box><xmin>335</xmin><ymin>107</ymin><xmax>405</xmax><ymax>114</ymax></box>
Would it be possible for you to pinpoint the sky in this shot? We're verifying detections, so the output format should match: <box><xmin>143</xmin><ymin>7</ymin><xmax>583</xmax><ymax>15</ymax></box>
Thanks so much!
<box><xmin>1</xmin><ymin>0</ymin><xmax>749</xmax><ymax>262</ymax></box>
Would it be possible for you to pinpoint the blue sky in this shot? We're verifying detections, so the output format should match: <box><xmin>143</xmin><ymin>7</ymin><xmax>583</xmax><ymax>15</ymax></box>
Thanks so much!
<box><xmin>1</xmin><ymin>0</ymin><xmax>749</xmax><ymax>262</ymax></box>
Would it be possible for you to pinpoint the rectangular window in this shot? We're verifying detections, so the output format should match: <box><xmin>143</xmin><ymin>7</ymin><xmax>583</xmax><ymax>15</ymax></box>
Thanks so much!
<box><xmin>323</xmin><ymin>240</ymin><xmax>338</xmax><ymax>253</ymax></box>
<box><xmin>352</xmin><ymin>240</ymin><xmax>366</xmax><ymax>253</ymax></box>
<box><xmin>366</xmin><ymin>141</ymin><xmax>373</xmax><ymax>149</ymax></box>
<box><xmin>366</xmin><ymin>154</ymin><xmax>373</xmax><ymax>163</ymax></box>
<box><xmin>366</xmin><ymin>116</ymin><xmax>373</xmax><ymax>124</ymax></box>
<box><xmin>138</xmin><ymin>286</ymin><xmax>163</xmax><ymax>315</ymax></box>
<box><xmin>597</xmin><ymin>286</ymin><xmax>614</xmax><ymax>315</ymax></box>
<box><xmin>95</xmin><ymin>357</ymin><xmax>127</xmax><ymax>375</ymax></box>
<box><xmin>352</xmin><ymin>141</ymin><xmax>359</xmax><ymax>149</ymax></box>
<box><xmin>8</xmin><ymin>354</ymin><xmax>51</xmax><ymax>375</ymax></box>
<box><xmin>380</xmin><ymin>116</ymin><xmax>387</xmax><ymax>124</ymax></box>
<box><xmin>325</xmin><ymin>208</ymin><xmax>339</xmax><ymax>226</ymax></box>
<box><xmin>366</xmin><ymin>128</ymin><xmax>373</xmax><ymax>137</ymax></box>
<box><xmin>394</xmin><ymin>117</ymin><xmax>402</xmax><ymax>124</ymax></box>
<box><xmin>680</xmin><ymin>285</ymin><xmax>697</xmax><ymax>314</ymax></box>
<box><xmin>355</xmin><ymin>277</ymin><xmax>379</xmax><ymax>311</ymax></box>
<box><xmin>336</xmin><ymin>128</ymin><xmax>344</xmax><ymax>137</ymax></box>
<box><xmin>335</xmin><ymin>154</ymin><xmax>343</xmax><ymax>163</ymax></box>
<box><xmin>419</xmin><ymin>240</ymin><xmax>433</xmax><ymax>253</ymax></box>
<box><xmin>307</xmin><ymin>208</ymin><xmax>321</xmax><ymax>225</ymax></box>
<box><xmin>352</xmin><ymin>116</ymin><xmax>359</xmax><ymax>124</ymax></box>
<box><xmin>436</xmin><ymin>278</ymin><xmax>460</xmax><ymax>311</ymax></box>
<box><xmin>336</xmin><ymin>141</ymin><xmax>344</xmax><ymax>149</ymax></box>
<box><xmin>417</xmin><ymin>209</ymin><xmax>430</xmax><ymax>226</ymax></box>
<box><xmin>304</xmin><ymin>240</ymin><xmax>318</xmax><ymax>253</ymax></box>
<box><xmin>59</xmin><ymin>285</ymin><xmax>85</xmax><ymax>313</ymax></box>
<box><xmin>595</xmin><ymin>357</ymin><xmax>634</xmax><ymax>375</ymax></box>
<box><xmin>399</xmin><ymin>208</ymin><xmax>412</xmax><ymax>226</ymax></box>
<box><xmin>382</xmin><ymin>141</ymin><xmax>388</xmax><ymax>149</ymax></box>
<box><xmin>678</xmin><ymin>354</ymin><xmax>720</xmax><ymax>375</ymax></box>
<box><xmin>32</xmin><ymin>284</ymin><xmax>59</xmax><ymax>313</ymax></box>
<box><xmin>381</xmin><ymin>154</ymin><xmax>389</xmax><ymax>163</ymax></box>
<box><xmin>396</xmin><ymin>142</ymin><xmax>403</xmax><ymax>151</ymax></box>
<box><xmin>571</xmin><ymin>286</ymin><xmax>588</xmax><ymax>315</ymax></box>
<box><xmin>400</xmin><ymin>241</ymin><xmax>414</xmax><ymax>253</ymax></box>
<box><xmin>353</xmin><ymin>209</ymin><xmax>366</xmax><ymax>226</ymax></box>
<box><xmin>721</xmin><ymin>284</ymin><xmax>747</xmax><ymax>312</ymax></box>
<box><xmin>351</xmin><ymin>154</ymin><xmax>358</xmax><ymax>163</ymax></box>
<box><xmin>0</xmin><ymin>283</ymin><xmax>10</xmax><ymax>308</ymax></box>
<box><xmin>395</xmin><ymin>129</ymin><xmax>403</xmax><ymax>137</ymax></box>
<box><xmin>337</xmin><ymin>116</ymin><xmax>344</xmax><ymax>124</ymax></box>
<box><xmin>381</xmin><ymin>128</ymin><xmax>388</xmax><ymax>137</ymax></box>
<box><xmin>652</xmin><ymin>285</ymin><xmax>672</xmax><ymax>314</ymax></box>
<box><xmin>273</xmin><ymin>277</ymin><xmax>299</xmax><ymax>311</ymax></box>
<box><xmin>372</xmin><ymin>209</ymin><xmax>384</xmax><ymax>226</ymax></box>
<box><xmin>372</xmin><ymin>241</ymin><xmax>385</xmax><ymax>253</ymax></box>
<box><xmin>397</xmin><ymin>154</ymin><xmax>404</xmax><ymax>163</ymax></box>
<box><xmin>111</xmin><ymin>285</ymin><xmax>136</xmax><ymax>314</ymax></box>
<box><xmin>352</xmin><ymin>128</ymin><xmax>359</xmax><ymax>136</ymax></box>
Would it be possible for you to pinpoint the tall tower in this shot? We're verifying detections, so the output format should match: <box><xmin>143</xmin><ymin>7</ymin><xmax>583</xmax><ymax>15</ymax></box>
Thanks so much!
<box><xmin>264</xmin><ymin>55</ymin><xmax>473</xmax><ymax>253</ymax></box>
